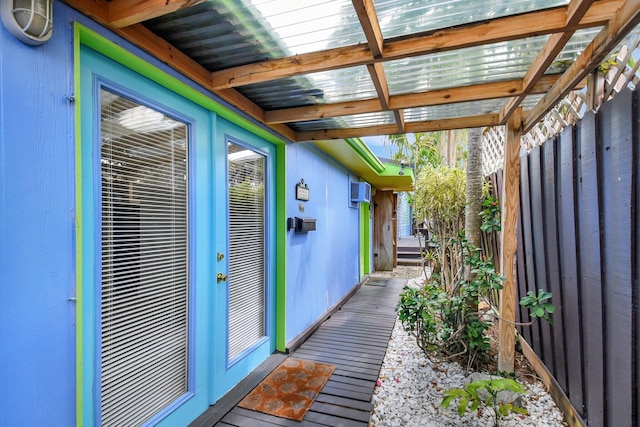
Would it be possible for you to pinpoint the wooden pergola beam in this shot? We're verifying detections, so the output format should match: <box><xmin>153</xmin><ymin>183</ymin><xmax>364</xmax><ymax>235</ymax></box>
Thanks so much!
<box><xmin>108</xmin><ymin>0</ymin><xmax>206</xmax><ymax>28</ymax></box>
<box><xmin>352</xmin><ymin>0</ymin><xmax>384</xmax><ymax>59</ymax></box>
<box><xmin>295</xmin><ymin>113</ymin><xmax>500</xmax><ymax>141</ymax></box>
<box><xmin>524</xmin><ymin>0</ymin><xmax>640</xmax><ymax>133</ymax></box>
<box><xmin>210</xmin><ymin>0</ymin><xmax>622</xmax><ymax>90</ymax></box>
<box><xmin>266</xmin><ymin>76</ymin><xmax>558</xmax><ymax>124</ymax></box>
<box><xmin>62</xmin><ymin>0</ymin><xmax>297</xmax><ymax>142</ymax></box>
<box><xmin>498</xmin><ymin>107</ymin><xmax>522</xmax><ymax>374</ymax></box>
<box><xmin>500</xmin><ymin>0</ymin><xmax>596</xmax><ymax>123</ymax></box>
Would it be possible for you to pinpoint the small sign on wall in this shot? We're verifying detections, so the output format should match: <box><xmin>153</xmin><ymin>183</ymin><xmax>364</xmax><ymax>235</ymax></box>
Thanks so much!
<box><xmin>296</xmin><ymin>179</ymin><xmax>310</xmax><ymax>201</ymax></box>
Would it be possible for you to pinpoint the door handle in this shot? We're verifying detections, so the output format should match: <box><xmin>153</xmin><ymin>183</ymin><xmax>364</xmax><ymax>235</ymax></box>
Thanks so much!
<box><xmin>217</xmin><ymin>273</ymin><xmax>228</xmax><ymax>283</ymax></box>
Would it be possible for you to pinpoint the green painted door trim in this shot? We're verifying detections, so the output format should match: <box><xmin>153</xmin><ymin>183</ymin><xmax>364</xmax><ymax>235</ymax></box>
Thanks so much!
<box><xmin>73</xmin><ymin>22</ymin><xmax>288</xmax><ymax>421</ymax></box>
<box><xmin>73</xmin><ymin>24</ymin><xmax>84</xmax><ymax>427</ymax></box>
<box><xmin>275</xmin><ymin>144</ymin><xmax>287</xmax><ymax>352</ymax></box>
<box><xmin>360</xmin><ymin>202</ymin><xmax>371</xmax><ymax>277</ymax></box>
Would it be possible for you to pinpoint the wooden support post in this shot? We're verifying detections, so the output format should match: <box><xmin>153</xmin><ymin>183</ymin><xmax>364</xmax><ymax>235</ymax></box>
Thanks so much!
<box><xmin>498</xmin><ymin>108</ymin><xmax>523</xmax><ymax>373</ymax></box>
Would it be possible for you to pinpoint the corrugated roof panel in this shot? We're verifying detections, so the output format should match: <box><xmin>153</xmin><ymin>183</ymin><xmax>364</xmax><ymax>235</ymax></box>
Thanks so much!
<box><xmin>375</xmin><ymin>0</ymin><xmax>569</xmax><ymax>39</ymax></box>
<box><xmin>249</xmin><ymin>0</ymin><xmax>366</xmax><ymax>54</ymax></box>
<box><xmin>239</xmin><ymin>66</ymin><xmax>377</xmax><ymax>110</ymax></box>
<box><xmin>146</xmin><ymin>0</ymin><xmax>366</xmax><ymax>72</ymax></box>
<box><xmin>547</xmin><ymin>27</ymin><xmax>604</xmax><ymax>73</ymax></box>
<box><xmin>384</xmin><ymin>35</ymin><xmax>552</xmax><ymax>95</ymax></box>
<box><xmin>404</xmin><ymin>99</ymin><xmax>505</xmax><ymax>121</ymax></box>
<box><xmin>289</xmin><ymin>111</ymin><xmax>397</xmax><ymax>131</ymax></box>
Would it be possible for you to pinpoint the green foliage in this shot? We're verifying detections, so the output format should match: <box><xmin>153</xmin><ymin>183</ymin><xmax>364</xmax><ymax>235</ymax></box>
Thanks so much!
<box><xmin>396</xmin><ymin>237</ymin><xmax>504</xmax><ymax>367</ymax></box>
<box><xmin>479</xmin><ymin>195</ymin><xmax>501</xmax><ymax>233</ymax></box>
<box><xmin>520</xmin><ymin>289</ymin><xmax>555</xmax><ymax>323</ymax></box>
<box><xmin>440</xmin><ymin>378</ymin><xmax>528</xmax><ymax>427</ymax></box>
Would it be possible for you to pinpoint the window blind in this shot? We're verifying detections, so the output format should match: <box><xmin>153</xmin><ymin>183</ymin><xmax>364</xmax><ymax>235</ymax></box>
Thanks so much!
<box><xmin>227</xmin><ymin>143</ymin><xmax>266</xmax><ymax>360</ymax></box>
<box><xmin>100</xmin><ymin>89</ymin><xmax>189</xmax><ymax>427</ymax></box>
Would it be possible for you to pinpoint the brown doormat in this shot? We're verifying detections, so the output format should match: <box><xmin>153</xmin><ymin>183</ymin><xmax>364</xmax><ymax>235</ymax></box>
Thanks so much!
<box><xmin>237</xmin><ymin>357</ymin><xmax>336</xmax><ymax>421</ymax></box>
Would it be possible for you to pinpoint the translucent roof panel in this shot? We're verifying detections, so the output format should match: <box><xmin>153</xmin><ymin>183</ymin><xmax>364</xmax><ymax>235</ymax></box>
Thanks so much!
<box><xmin>289</xmin><ymin>111</ymin><xmax>397</xmax><ymax>132</ymax></box>
<box><xmin>375</xmin><ymin>0</ymin><xmax>569</xmax><ymax>39</ymax></box>
<box><xmin>146</xmin><ymin>0</ymin><xmax>366</xmax><ymax>71</ymax></box>
<box><xmin>238</xmin><ymin>66</ymin><xmax>377</xmax><ymax>110</ymax></box>
<box><xmin>404</xmin><ymin>99</ymin><xmax>506</xmax><ymax>121</ymax></box>
<box><xmin>247</xmin><ymin>0</ymin><xmax>366</xmax><ymax>54</ymax></box>
<box><xmin>384</xmin><ymin>35</ymin><xmax>552</xmax><ymax>95</ymax></box>
<box><xmin>547</xmin><ymin>27</ymin><xmax>603</xmax><ymax>73</ymax></box>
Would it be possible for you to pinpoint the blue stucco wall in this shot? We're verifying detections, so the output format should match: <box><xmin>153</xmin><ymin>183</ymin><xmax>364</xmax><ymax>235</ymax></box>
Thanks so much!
<box><xmin>0</xmin><ymin>6</ymin><xmax>76</xmax><ymax>425</ymax></box>
<box><xmin>285</xmin><ymin>144</ymin><xmax>361</xmax><ymax>343</ymax></box>
<box><xmin>1</xmin><ymin>3</ymin><xmax>368</xmax><ymax>424</ymax></box>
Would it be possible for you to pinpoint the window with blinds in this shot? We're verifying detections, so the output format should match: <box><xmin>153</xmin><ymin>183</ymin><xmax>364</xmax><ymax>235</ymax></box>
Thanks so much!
<box><xmin>227</xmin><ymin>143</ymin><xmax>266</xmax><ymax>360</ymax></box>
<box><xmin>100</xmin><ymin>89</ymin><xmax>189</xmax><ymax>427</ymax></box>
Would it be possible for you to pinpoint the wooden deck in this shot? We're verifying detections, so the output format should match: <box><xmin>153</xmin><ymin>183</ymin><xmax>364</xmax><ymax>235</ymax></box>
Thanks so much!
<box><xmin>207</xmin><ymin>276</ymin><xmax>407</xmax><ymax>427</ymax></box>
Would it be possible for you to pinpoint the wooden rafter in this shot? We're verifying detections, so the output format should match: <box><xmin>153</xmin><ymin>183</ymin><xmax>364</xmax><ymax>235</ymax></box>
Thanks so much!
<box><xmin>62</xmin><ymin>0</ymin><xmax>296</xmax><ymax>142</ymax></box>
<box><xmin>63</xmin><ymin>0</ymin><xmax>640</xmax><ymax>141</ymax></box>
<box><xmin>499</xmin><ymin>0</ymin><xmax>598</xmax><ymax>124</ymax></box>
<box><xmin>352</xmin><ymin>0</ymin><xmax>384</xmax><ymax>59</ymax></box>
<box><xmin>524</xmin><ymin>0</ymin><xmax>640</xmax><ymax>132</ymax></box>
<box><xmin>265</xmin><ymin>76</ymin><xmax>559</xmax><ymax>124</ymax></box>
<box><xmin>108</xmin><ymin>0</ymin><xmax>206</xmax><ymax>28</ymax></box>
<box><xmin>210</xmin><ymin>0</ymin><xmax>622</xmax><ymax>90</ymax></box>
<box><xmin>295</xmin><ymin>114</ymin><xmax>500</xmax><ymax>141</ymax></box>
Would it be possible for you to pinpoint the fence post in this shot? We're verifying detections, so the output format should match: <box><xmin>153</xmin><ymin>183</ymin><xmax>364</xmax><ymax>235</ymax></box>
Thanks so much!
<box><xmin>498</xmin><ymin>108</ymin><xmax>522</xmax><ymax>373</ymax></box>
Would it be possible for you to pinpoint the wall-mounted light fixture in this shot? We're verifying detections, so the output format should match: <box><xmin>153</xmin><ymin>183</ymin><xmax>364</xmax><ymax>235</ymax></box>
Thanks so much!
<box><xmin>1</xmin><ymin>0</ymin><xmax>53</xmax><ymax>46</ymax></box>
<box><xmin>398</xmin><ymin>162</ymin><xmax>406</xmax><ymax>176</ymax></box>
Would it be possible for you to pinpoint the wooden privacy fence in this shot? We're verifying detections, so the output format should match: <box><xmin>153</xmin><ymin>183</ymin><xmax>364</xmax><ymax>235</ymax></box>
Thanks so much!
<box><xmin>487</xmin><ymin>87</ymin><xmax>639</xmax><ymax>426</ymax></box>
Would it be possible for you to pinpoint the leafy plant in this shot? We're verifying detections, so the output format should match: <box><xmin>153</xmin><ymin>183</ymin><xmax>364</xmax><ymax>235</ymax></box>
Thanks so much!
<box><xmin>396</xmin><ymin>237</ymin><xmax>504</xmax><ymax>367</ymax></box>
<box><xmin>520</xmin><ymin>289</ymin><xmax>555</xmax><ymax>323</ymax></box>
<box><xmin>440</xmin><ymin>378</ymin><xmax>527</xmax><ymax>427</ymax></box>
<box><xmin>479</xmin><ymin>195</ymin><xmax>501</xmax><ymax>233</ymax></box>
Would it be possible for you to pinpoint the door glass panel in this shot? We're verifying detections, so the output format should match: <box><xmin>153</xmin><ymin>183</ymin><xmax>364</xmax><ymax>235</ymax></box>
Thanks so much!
<box><xmin>100</xmin><ymin>89</ymin><xmax>189</xmax><ymax>426</ymax></box>
<box><xmin>227</xmin><ymin>142</ymin><xmax>266</xmax><ymax>360</ymax></box>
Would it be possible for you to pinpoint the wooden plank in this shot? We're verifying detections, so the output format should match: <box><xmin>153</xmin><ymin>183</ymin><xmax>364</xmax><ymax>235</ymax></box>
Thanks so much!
<box><xmin>518</xmin><ymin>336</ymin><xmax>587</xmax><ymax>426</ymax></box>
<box><xmin>499</xmin><ymin>0</ymin><xmax>595</xmax><ymax>123</ymax></box>
<box><xmin>268</xmin><ymin>78</ymin><xmax>557</xmax><ymax>125</ymax></box>
<box><xmin>373</xmin><ymin>190</ymin><xmax>395</xmax><ymax>271</ymax></box>
<box><xmin>324</xmin><ymin>379</ymin><xmax>373</xmax><ymax>395</ymax></box>
<box><xmin>635</xmin><ymin>89</ymin><xmax>640</xmax><ymax>427</ymax></box>
<box><xmin>223</xmin><ymin>407</ymin><xmax>325</xmax><ymax>427</ymax></box>
<box><xmin>309</xmin><ymin>402</ymin><xmax>370</xmax><ymax>423</ymax></box>
<box><xmin>516</xmin><ymin>181</ymin><xmax>531</xmax><ymax>343</ymax></box>
<box><xmin>108</xmin><ymin>0</ymin><xmax>207</xmax><ymax>28</ymax></box>
<box><xmin>298</xmin><ymin>343</ymin><xmax>386</xmax><ymax>362</ymax></box>
<box><xmin>528</xmin><ymin>146</ymin><xmax>555</xmax><ymax>374</ymax></box>
<box><xmin>576</xmin><ymin>110</ymin><xmax>605</xmax><ymax>426</ymax></box>
<box><xmin>367</xmin><ymin>63</ymin><xmax>391</xmax><ymax>110</ymax></box>
<box><xmin>557</xmin><ymin>125</ymin><xmax>585</xmax><ymax>414</ymax></box>
<box><xmin>302</xmin><ymin>336</ymin><xmax>389</xmax><ymax>354</ymax></box>
<box><xmin>523</xmin><ymin>0</ymin><xmax>640</xmax><ymax>132</ymax></box>
<box><xmin>320</xmin><ymin>386</ymin><xmax>372</xmax><ymax>402</ymax></box>
<box><xmin>314</xmin><ymin>394</ymin><xmax>373</xmax><ymax>412</ymax></box>
<box><xmin>303</xmin><ymin>411</ymin><xmax>368</xmax><ymax>427</ymax></box>
<box><xmin>599</xmin><ymin>88</ymin><xmax>634</xmax><ymax>426</ymax></box>
<box><xmin>498</xmin><ymin>109</ymin><xmax>522</xmax><ymax>373</ymax></box>
<box><xmin>352</xmin><ymin>0</ymin><xmax>384</xmax><ymax>58</ymax></box>
<box><xmin>542</xmin><ymin>137</ymin><xmax>567</xmax><ymax>391</ymax></box>
<box><xmin>519</xmin><ymin>147</ymin><xmax>543</xmax><ymax>359</ymax></box>
<box><xmin>210</xmin><ymin>0</ymin><xmax>622</xmax><ymax>89</ymax></box>
<box><xmin>325</xmin><ymin>374</ymin><xmax>375</xmax><ymax>390</ymax></box>
<box><xmin>296</xmin><ymin>114</ymin><xmax>499</xmax><ymax>141</ymax></box>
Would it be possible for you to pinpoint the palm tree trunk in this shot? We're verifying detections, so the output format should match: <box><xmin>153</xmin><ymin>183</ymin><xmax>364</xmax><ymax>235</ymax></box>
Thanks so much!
<box><xmin>465</xmin><ymin>127</ymin><xmax>483</xmax><ymax>248</ymax></box>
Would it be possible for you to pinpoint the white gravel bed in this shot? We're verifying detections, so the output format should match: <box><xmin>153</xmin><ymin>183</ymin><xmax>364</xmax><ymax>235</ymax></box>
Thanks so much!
<box><xmin>370</xmin><ymin>273</ymin><xmax>567</xmax><ymax>427</ymax></box>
